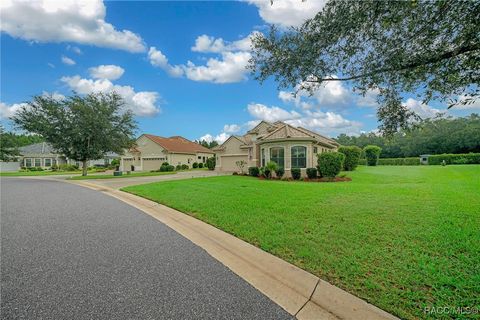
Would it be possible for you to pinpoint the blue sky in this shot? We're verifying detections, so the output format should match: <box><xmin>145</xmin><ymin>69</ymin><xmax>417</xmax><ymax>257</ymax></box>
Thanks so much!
<box><xmin>1</xmin><ymin>0</ymin><xmax>476</xmax><ymax>142</ymax></box>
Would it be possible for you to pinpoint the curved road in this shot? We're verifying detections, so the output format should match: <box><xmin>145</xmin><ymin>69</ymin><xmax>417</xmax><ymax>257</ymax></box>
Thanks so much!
<box><xmin>1</xmin><ymin>178</ymin><xmax>291</xmax><ymax>319</ymax></box>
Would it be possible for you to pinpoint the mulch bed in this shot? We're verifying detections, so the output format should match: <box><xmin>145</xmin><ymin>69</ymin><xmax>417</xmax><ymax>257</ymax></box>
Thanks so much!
<box><xmin>255</xmin><ymin>175</ymin><xmax>351</xmax><ymax>182</ymax></box>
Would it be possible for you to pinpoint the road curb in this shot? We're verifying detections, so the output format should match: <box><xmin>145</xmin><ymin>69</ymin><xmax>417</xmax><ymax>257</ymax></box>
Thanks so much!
<box><xmin>69</xmin><ymin>180</ymin><xmax>398</xmax><ymax>320</ymax></box>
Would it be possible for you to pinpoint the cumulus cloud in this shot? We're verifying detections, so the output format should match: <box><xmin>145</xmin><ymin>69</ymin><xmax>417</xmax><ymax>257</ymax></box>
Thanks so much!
<box><xmin>223</xmin><ymin>124</ymin><xmax>241</xmax><ymax>133</ymax></box>
<box><xmin>199</xmin><ymin>132</ymin><xmax>229</xmax><ymax>144</ymax></box>
<box><xmin>61</xmin><ymin>75</ymin><xmax>160</xmax><ymax>117</ymax></box>
<box><xmin>403</xmin><ymin>98</ymin><xmax>443</xmax><ymax>119</ymax></box>
<box><xmin>150</xmin><ymin>33</ymin><xmax>255</xmax><ymax>83</ymax></box>
<box><xmin>247</xmin><ymin>0</ymin><xmax>326</xmax><ymax>28</ymax></box>
<box><xmin>61</xmin><ymin>55</ymin><xmax>76</xmax><ymax>65</ymax></box>
<box><xmin>0</xmin><ymin>0</ymin><xmax>145</xmax><ymax>52</ymax></box>
<box><xmin>247</xmin><ymin>103</ymin><xmax>301</xmax><ymax>122</ymax></box>
<box><xmin>148</xmin><ymin>47</ymin><xmax>184</xmax><ymax>77</ymax></box>
<box><xmin>88</xmin><ymin>65</ymin><xmax>125</xmax><ymax>80</ymax></box>
<box><xmin>67</xmin><ymin>45</ymin><xmax>82</xmax><ymax>55</ymax></box>
<box><xmin>0</xmin><ymin>102</ymin><xmax>28</xmax><ymax>120</ymax></box>
<box><xmin>183</xmin><ymin>51</ymin><xmax>251</xmax><ymax>83</ymax></box>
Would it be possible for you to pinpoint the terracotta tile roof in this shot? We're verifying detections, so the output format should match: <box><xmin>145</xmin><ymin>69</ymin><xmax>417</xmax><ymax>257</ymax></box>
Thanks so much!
<box><xmin>144</xmin><ymin>134</ymin><xmax>214</xmax><ymax>154</ymax></box>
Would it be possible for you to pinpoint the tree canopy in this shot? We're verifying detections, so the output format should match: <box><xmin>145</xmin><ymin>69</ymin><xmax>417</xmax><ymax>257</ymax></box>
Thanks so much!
<box><xmin>249</xmin><ymin>0</ymin><xmax>480</xmax><ymax>136</ymax></box>
<box><xmin>335</xmin><ymin>114</ymin><xmax>480</xmax><ymax>157</ymax></box>
<box><xmin>196</xmin><ymin>139</ymin><xmax>219</xmax><ymax>149</ymax></box>
<box><xmin>12</xmin><ymin>92</ymin><xmax>137</xmax><ymax>175</ymax></box>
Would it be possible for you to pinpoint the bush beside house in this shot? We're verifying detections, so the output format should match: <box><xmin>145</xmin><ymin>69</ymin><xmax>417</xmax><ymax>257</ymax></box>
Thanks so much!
<box><xmin>206</xmin><ymin>157</ymin><xmax>215</xmax><ymax>170</ymax></box>
<box><xmin>317</xmin><ymin>152</ymin><xmax>345</xmax><ymax>178</ymax></box>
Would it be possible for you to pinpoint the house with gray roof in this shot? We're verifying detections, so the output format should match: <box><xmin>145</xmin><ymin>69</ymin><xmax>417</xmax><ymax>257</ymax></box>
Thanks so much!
<box><xmin>19</xmin><ymin>142</ymin><xmax>118</xmax><ymax>169</ymax></box>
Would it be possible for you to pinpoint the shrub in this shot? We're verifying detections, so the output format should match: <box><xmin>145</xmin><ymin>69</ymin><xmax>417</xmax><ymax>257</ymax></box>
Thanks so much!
<box><xmin>364</xmin><ymin>145</ymin><xmax>382</xmax><ymax>166</ymax></box>
<box><xmin>358</xmin><ymin>159</ymin><xmax>367</xmax><ymax>165</ymax></box>
<box><xmin>192</xmin><ymin>162</ymin><xmax>198</xmax><ymax>168</ymax></box>
<box><xmin>427</xmin><ymin>153</ymin><xmax>480</xmax><ymax>165</ymax></box>
<box><xmin>181</xmin><ymin>164</ymin><xmax>189</xmax><ymax>170</ymax></box>
<box><xmin>317</xmin><ymin>152</ymin><xmax>345</xmax><ymax>178</ymax></box>
<box><xmin>232</xmin><ymin>172</ymin><xmax>238</xmax><ymax>175</ymax></box>
<box><xmin>162</xmin><ymin>162</ymin><xmax>169</xmax><ymax>166</ymax></box>
<box><xmin>306</xmin><ymin>167</ymin><xmax>318</xmax><ymax>179</ymax></box>
<box><xmin>206</xmin><ymin>157</ymin><xmax>216</xmax><ymax>170</ymax></box>
<box><xmin>167</xmin><ymin>165</ymin><xmax>175</xmax><ymax>172</ymax></box>
<box><xmin>260</xmin><ymin>166</ymin><xmax>272</xmax><ymax>179</ymax></box>
<box><xmin>198</xmin><ymin>163</ymin><xmax>204</xmax><ymax>168</ymax></box>
<box><xmin>291</xmin><ymin>168</ymin><xmax>301</xmax><ymax>180</ymax></box>
<box><xmin>338</xmin><ymin>146</ymin><xmax>362</xmax><ymax>171</ymax></box>
<box><xmin>275</xmin><ymin>167</ymin><xmax>285</xmax><ymax>178</ymax></box>
<box><xmin>176</xmin><ymin>164</ymin><xmax>182</xmax><ymax>171</ymax></box>
<box><xmin>248</xmin><ymin>166</ymin><xmax>260</xmax><ymax>177</ymax></box>
<box><xmin>266</xmin><ymin>161</ymin><xmax>278</xmax><ymax>174</ymax></box>
<box><xmin>59</xmin><ymin>164</ymin><xmax>79</xmax><ymax>171</ymax></box>
<box><xmin>160</xmin><ymin>163</ymin><xmax>174</xmax><ymax>172</ymax></box>
<box><xmin>377</xmin><ymin>157</ymin><xmax>420</xmax><ymax>165</ymax></box>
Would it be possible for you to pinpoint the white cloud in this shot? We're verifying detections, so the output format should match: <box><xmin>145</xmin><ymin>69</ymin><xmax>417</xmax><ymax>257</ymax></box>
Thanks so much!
<box><xmin>47</xmin><ymin>63</ymin><xmax>55</xmax><ymax>68</ymax></box>
<box><xmin>0</xmin><ymin>0</ymin><xmax>145</xmax><ymax>52</ymax></box>
<box><xmin>67</xmin><ymin>45</ymin><xmax>82</xmax><ymax>55</ymax></box>
<box><xmin>61</xmin><ymin>75</ymin><xmax>160</xmax><ymax>117</ymax></box>
<box><xmin>0</xmin><ymin>102</ymin><xmax>28</xmax><ymax>120</ymax></box>
<box><xmin>286</xmin><ymin>110</ymin><xmax>363</xmax><ymax>136</ymax></box>
<box><xmin>199</xmin><ymin>132</ymin><xmax>229</xmax><ymax>144</ymax></box>
<box><xmin>223</xmin><ymin>124</ymin><xmax>241</xmax><ymax>133</ymax></box>
<box><xmin>356</xmin><ymin>88</ymin><xmax>380</xmax><ymax>108</ymax></box>
<box><xmin>403</xmin><ymin>98</ymin><xmax>443</xmax><ymax>119</ymax></box>
<box><xmin>183</xmin><ymin>51</ymin><xmax>251</xmax><ymax>83</ymax></box>
<box><xmin>148</xmin><ymin>47</ymin><xmax>184</xmax><ymax>77</ymax></box>
<box><xmin>88</xmin><ymin>65</ymin><xmax>125</xmax><ymax>80</ymax></box>
<box><xmin>247</xmin><ymin>103</ymin><xmax>301</xmax><ymax>122</ymax></box>
<box><xmin>455</xmin><ymin>95</ymin><xmax>480</xmax><ymax>110</ymax></box>
<box><xmin>247</xmin><ymin>0</ymin><xmax>326</xmax><ymax>28</ymax></box>
<box><xmin>61</xmin><ymin>55</ymin><xmax>76</xmax><ymax>65</ymax></box>
<box><xmin>191</xmin><ymin>33</ymin><xmax>254</xmax><ymax>53</ymax></box>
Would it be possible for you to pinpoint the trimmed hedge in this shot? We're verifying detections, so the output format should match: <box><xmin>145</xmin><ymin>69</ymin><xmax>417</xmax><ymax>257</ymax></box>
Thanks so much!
<box><xmin>275</xmin><ymin>167</ymin><xmax>285</xmax><ymax>178</ymax></box>
<box><xmin>364</xmin><ymin>145</ymin><xmax>382</xmax><ymax>166</ymax></box>
<box><xmin>206</xmin><ymin>157</ymin><xmax>215</xmax><ymax>170</ymax></box>
<box><xmin>248</xmin><ymin>166</ymin><xmax>260</xmax><ymax>177</ymax></box>
<box><xmin>428</xmin><ymin>153</ymin><xmax>480</xmax><ymax>165</ymax></box>
<box><xmin>306</xmin><ymin>167</ymin><xmax>318</xmax><ymax>179</ymax></box>
<box><xmin>192</xmin><ymin>162</ymin><xmax>198</xmax><ymax>168</ymax></box>
<box><xmin>358</xmin><ymin>159</ymin><xmax>367</xmax><ymax>165</ymax></box>
<box><xmin>291</xmin><ymin>168</ymin><xmax>301</xmax><ymax>180</ymax></box>
<box><xmin>317</xmin><ymin>152</ymin><xmax>345</xmax><ymax>178</ymax></box>
<box><xmin>378</xmin><ymin>157</ymin><xmax>420</xmax><ymax>166</ymax></box>
<box><xmin>338</xmin><ymin>146</ymin><xmax>362</xmax><ymax>171</ymax></box>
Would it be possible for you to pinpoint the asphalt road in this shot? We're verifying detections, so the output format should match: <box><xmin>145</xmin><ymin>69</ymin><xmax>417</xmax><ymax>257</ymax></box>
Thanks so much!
<box><xmin>1</xmin><ymin>178</ymin><xmax>292</xmax><ymax>320</ymax></box>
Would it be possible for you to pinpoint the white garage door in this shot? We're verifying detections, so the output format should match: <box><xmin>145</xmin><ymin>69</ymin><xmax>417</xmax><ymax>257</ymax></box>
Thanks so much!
<box><xmin>220</xmin><ymin>155</ymin><xmax>248</xmax><ymax>172</ymax></box>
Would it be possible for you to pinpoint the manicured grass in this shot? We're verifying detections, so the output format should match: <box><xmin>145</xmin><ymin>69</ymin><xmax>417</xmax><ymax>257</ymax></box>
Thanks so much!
<box><xmin>123</xmin><ymin>165</ymin><xmax>480</xmax><ymax>319</ymax></box>
<box><xmin>68</xmin><ymin>171</ymin><xmax>176</xmax><ymax>180</ymax></box>
<box><xmin>0</xmin><ymin>170</ymin><xmax>86</xmax><ymax>176</ymax></box>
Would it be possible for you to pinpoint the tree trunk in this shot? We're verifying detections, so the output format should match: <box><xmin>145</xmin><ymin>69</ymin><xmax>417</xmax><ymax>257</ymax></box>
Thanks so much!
<box><xmin>82</xmin><ymin>160</ymin><xmax>88</xmax><ymax>176</ymax></box>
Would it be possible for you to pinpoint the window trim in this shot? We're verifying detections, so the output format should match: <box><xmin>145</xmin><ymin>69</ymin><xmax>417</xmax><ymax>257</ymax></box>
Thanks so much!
<box><xmin>34</xmin><ymin>158</ymin><xmax>42</xmax><ymax>167</ymax></box>
<box><xmin>44</xmin><ymin>158</ymin><xmax>52</xmax><ymax>167</ymax></box>
<box><xmin>269</xmin><ymin>147</ymin><xmax>285</xmax><ymax>168</ymax></box>
<box><xmin>291</xmin><ymin>146</ymin><xmax>307</xmax><ymax>169</ymax></box>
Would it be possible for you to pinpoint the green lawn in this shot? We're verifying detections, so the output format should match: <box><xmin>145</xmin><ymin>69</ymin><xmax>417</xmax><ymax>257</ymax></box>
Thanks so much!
<box><xmin>0</xmin><ymin>170</ymin><xmax>86</xmax><ymax>176</ymax></box>
<box><xmin>123</xmin><ymin>165</ymin><xmax>480</xmax><ymax>319</ymax></box>
<box><xmin>68</xmin><ymin>171</ymin><xmax>176</xmax><ymax>180</ymax></box>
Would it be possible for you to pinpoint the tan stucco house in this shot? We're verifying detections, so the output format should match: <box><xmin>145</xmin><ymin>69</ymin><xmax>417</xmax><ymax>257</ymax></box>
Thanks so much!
<box><xmin>120</xmin><ymin>134</ymin><xmax>214</xmax><ymax>172</ymax></box>
<box><xmin>213</xmin><ymin>121</ymin><xmax>339</xmax><ymax>177</ymax></box>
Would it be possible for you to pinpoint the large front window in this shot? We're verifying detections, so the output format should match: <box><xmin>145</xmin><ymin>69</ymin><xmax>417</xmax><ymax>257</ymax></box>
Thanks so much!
<box><xmin>291</xmin><ymin>146</ymin><xmax>306</xmax><ymax>169</ymax></box>
<box><xmin>25</xmin><ymin>158</ymin><xmax>32</xmax><ymax>167</ymax></box>
<box><xmin>44</xmin><ymin>158</ymin><xmax>52</xmax><ymax>167</ymax></box>
<box><xmin>261</xmin><ymin>148</ymin><xmax>265</xmax><ymax>167</ymax></box>
<box><xmin>34</xmin><ymin>158</ymin><xmax>41</xmax><ymax>167</ymax></box>
<box><xmin>270</xmin><ymin>147</ymin><xmax>284</xmax><ymax>168</ymax></box>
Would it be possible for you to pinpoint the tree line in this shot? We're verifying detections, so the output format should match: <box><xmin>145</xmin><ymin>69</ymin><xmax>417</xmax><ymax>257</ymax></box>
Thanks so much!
<box><xmin>335</xmin><ymin>114</ymin><xmax>480</xmax><ymax>158</ymax></box>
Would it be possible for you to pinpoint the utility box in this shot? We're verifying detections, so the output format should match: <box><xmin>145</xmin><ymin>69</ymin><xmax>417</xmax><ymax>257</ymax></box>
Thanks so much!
<box><xmin>113</xmin><ymin>171</ymin><xmax>123</xmax><ymax>176</ymax></box>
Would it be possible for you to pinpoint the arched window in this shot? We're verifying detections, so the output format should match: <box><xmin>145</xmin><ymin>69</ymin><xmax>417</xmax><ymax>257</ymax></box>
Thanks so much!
<box><xmin>270</xmin><ymin>147</ymin><xmax>284</xmax><ymax>168</ymax></box>
<box><xmin>291</xmin><ymin>146</ymin><xmax>306</xmax><ymax>169</ymax></box>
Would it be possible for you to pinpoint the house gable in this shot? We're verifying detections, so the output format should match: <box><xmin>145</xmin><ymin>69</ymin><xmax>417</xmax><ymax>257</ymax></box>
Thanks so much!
<box><xmin>217</xmin><ymin>135</ymin><xmax>247</xmax><ymax>155</ymax></box>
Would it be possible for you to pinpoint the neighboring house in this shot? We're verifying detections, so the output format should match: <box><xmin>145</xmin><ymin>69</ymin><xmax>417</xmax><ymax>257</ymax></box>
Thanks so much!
<box><xmin>19</xmin><ymin>142</ymin><xmax>117</xmax><ymax>169</ymax></box>
<box><xmin>120</xmin><ymin>134</ymin><xmax>214</xmax><ymax>172</ymax></box>
<box><xmin>213</xmin><ymin>121</ymin><xmax>339</xmax><ymax>177</ymax></box>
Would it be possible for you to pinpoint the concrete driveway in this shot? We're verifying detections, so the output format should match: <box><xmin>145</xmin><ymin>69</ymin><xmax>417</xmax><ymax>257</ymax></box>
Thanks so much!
<box><xmin>0</xmin><ymin>178</ymin><xmax>291</xmax><ymax>319</ymax></box>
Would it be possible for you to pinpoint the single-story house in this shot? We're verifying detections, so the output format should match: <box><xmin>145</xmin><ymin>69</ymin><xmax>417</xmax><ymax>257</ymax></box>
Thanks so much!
<box><xmin>213</xmin><ymin>121</ymin><xmax>339</xmax><ymax>177</ymax></box>
<box><xmin>19</xmin><ymin>142</ymin><xmax>118</xmax><ymax>169</ymax></box>
<box><xmin>120</xmin><ymin>134</ymin><xmax>214</xmax><ymax>172</ymax></box>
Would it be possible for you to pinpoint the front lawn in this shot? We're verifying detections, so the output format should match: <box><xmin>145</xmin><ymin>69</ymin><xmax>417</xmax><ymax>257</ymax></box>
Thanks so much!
<box><xmin>68</xmin><ymin>171</ymin><xmax>176</xmax><ymax>180</ymax></box>
<box><xmin>0</xmin><ymin>170</ymin><xmax>86</xmax><ymax>176</ymax></box>
<box><xmin>123</xmin><ymin>165</ymin><xmax>480</xmax><ymax>319</ymax></box>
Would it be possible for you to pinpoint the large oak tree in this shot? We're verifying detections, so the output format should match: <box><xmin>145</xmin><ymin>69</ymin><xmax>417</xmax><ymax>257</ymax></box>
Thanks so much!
<box><xmin>12</xmin><ymin>92</ymin><xmax>137</xmax><ymax>176</ymax></box>
<box><xmin>249</xmin><ymin>0</ymin><xmax>480</xmax><ymax>136</ymax></box>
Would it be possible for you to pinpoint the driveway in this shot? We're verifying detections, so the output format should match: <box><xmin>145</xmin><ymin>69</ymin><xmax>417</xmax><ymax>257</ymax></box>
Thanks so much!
<box><xmin>0</xmin><ymin>178</ymin><xmax>291</xmax><ymax>319</ymax></box>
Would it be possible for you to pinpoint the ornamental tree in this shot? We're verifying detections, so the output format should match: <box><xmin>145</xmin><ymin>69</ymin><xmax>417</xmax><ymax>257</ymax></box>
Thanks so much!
<box><xmin>12</xmin><ymin>92</ymin><xmax>137</xmax><ymax>176</ymax></box>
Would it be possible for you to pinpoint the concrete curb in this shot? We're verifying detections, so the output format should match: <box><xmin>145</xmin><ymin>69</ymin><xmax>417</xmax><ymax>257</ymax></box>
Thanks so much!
<box><xmin>69</xmin><ymin>180</ymin><xmax>399</xmax><ymax>320</ymax></box>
